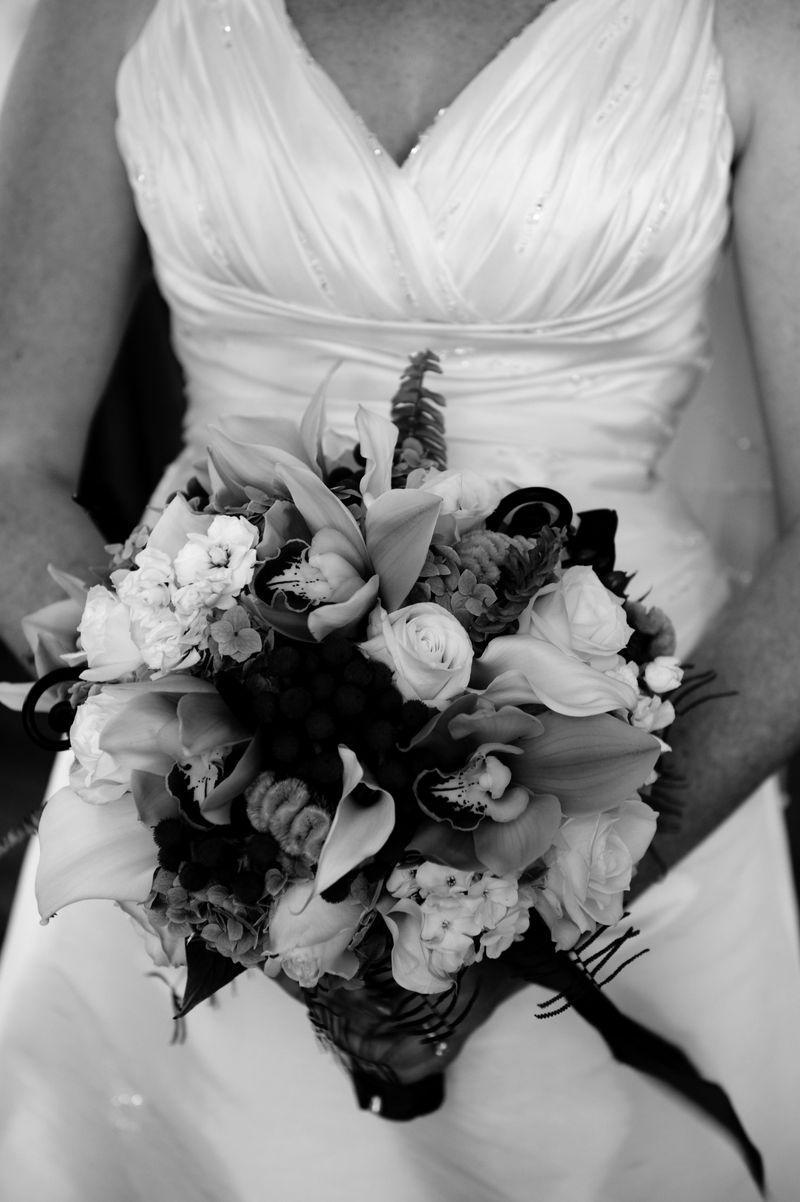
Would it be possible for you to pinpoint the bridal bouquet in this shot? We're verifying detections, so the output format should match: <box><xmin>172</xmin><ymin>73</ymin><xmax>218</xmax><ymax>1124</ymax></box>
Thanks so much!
<box><xmin>13</xmin><ymin>353</ymin><xmax>681</xmax><ymax>1090</ymax></box>
<box><xmin>7</xmin><ymin>353</ymin><xmax>767</xmax><ymax>1184</ymax></box>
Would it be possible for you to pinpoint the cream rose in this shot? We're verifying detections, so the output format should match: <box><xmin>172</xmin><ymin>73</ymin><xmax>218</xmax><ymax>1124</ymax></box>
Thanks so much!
<box><xmin>68</xmin><ymin>689</ymin><xmax>131</xmax><ymax>804</ymax></box>
<box><xmin>407</xmin><ymin>468</ymin><xmax>502</xmax><ymax>536</ymax></box>
<box><xmin>532</xmin><ymin>799</ymin><xmax>657</xmax><ymax>950</ymax></box>
<box><xmin>78</xmin><ymin>586</ymin><xmax>145</xmax><ymax>681</ymax></box>
<box><xmin>359</xmin><ymin>602</ymin><xmax>473</xmax><ymax>709</ymax></box>
<box><xmin>527</xmin><ymin>566</ymin><xmax>633</xmax><ymax>667</ymax></box>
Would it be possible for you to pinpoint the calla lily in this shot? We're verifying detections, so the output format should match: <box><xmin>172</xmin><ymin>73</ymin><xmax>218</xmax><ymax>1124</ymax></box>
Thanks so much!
<box><xmin>36</xmin><ymin>787</ymin><xmax>156</xmax><ymax>920</ymax></box>
<box><xmin>382</xmin><ymin>900</ymin><xmax>454</xmax><ymax>994</ymax></box>
<box><xmin>473</xmin><ymin>637</ymin><xmax>640</xmax><ymax>715</ymax></box>
<box><xmin>313</xmin><ymin>747</ymin><xmax>395</xmax><ymax>895</ymax></box>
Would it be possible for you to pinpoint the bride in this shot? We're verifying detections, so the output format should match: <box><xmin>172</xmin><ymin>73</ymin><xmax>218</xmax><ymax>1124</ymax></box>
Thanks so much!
<box><xmin>1</xmin><ymin>0</ymin><xmax>799</xmax><ymax>1198</ymax></box>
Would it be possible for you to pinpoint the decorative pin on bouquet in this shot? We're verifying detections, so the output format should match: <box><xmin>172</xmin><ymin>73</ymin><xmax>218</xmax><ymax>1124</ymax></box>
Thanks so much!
<box><xmin>4</xmin><ymin>352</ymin><xmax>763</xmax><ymax>1188</ymax></box>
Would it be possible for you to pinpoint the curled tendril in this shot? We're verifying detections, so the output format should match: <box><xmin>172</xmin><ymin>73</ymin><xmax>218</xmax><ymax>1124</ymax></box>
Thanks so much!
<box><xmin>21</xmin><ymin>666</ymin><xmax>82</xmax><ymax>751</ymax></box>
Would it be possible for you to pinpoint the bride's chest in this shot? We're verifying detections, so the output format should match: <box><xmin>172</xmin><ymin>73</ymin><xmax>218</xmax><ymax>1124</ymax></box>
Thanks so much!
<box><xmin>283</xmin><ymin>0</ymin><xmax>556</xmax><ymax>164</ymax></box>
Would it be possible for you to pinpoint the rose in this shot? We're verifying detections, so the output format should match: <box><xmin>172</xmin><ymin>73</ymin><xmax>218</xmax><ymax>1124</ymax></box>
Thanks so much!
<box><xmin>644</xmin><ymin>655</ymin><xmax>683</xmax><ymax>694</ymax></box>
<box><xmin>526</xmin><ymin>565</ymin><xmax>633</xmax><ymax>668</ymax></box>
<box><xmin>532</xmin><ymin>799</ymin><xmax>658</xmax><ymax>950</ymax></box>
<box><xmin>267</xmin><ymin>881</ymin><xmax>362</xmax><ymax>988</ymax></box>
<box><xmin>78</xmin><ymin>586</ymin><xmax>145</xmax><ymax>681</ymax></box>
<box><xmin>407</xmin><ymin>468</ymin><xmax>502</xmax><ymax>536</ymax></box>
<box><xmin>359</xmin><ymin>602</ymin><xmax>473</xmax><ymax>709</ymax></box>
<box><xmin>68</xmin><ymin>689</ymin><xmax>131</xmax><ymax>804</ymax></box>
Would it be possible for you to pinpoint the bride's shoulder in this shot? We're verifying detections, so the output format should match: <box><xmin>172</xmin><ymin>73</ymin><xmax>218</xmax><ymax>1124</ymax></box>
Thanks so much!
<box><xmin>714</xmin><ymin>0</ymin><xmax>800</xmax><ymax>155</ymax></box>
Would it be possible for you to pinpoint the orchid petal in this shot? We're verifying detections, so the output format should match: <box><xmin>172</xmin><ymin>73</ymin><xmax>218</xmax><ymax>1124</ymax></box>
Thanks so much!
<box><xmin>200</xmin><ymin>733</ymin><xmax>264</xmax><ymax>820</ymax></box>
<box><xmin>99</xmin><ymin>693</ymin><xmax>180</xmax><ymax>774</ymax></box>
<box><xmin>405</xmin><ymin>820</ymin><xmax>483</xmax><ymax>870</ymax></box>
<box><xmin>365</xmin><ymin>488</ymin><xmax>441</xmax><ymax>612</ymax></box>
<box><xmin>307</xmin><ymin>575</ymin><xmax>380</xmax><ymax>641</ymax></box>
<box><xmin>514</xmin><ymin>712</ymin><xmax>662</xmax><ymax>813</ymax></box>
<box><xmin>473</xmin><ymin>794</ymin><xmax>561</xmax><ymax>874</ymax></box>
<box><xmin>145</xmin><ymin>494</ymin><xmax>214</xmax><ymax>559</ymax></box>
<box><xmin>356</xmin><ymin>406</ymin><xmax>398</xmax><ymax>505</ymax></box>
<box><xmin>277</xmin><ymin>464</ymin><xmax>369</xmax><ymax>573</ymax></box>
<box><xmin>300</xmin><ymin>364</ymin><xmax>336</xmax><ymax>475</ymax></box>
<box><xmin>131</xmin><ymin>770</ymin><xmax>178</xmax><ymax>825</ymax></box>
<box><xmin>260</xmin><ymin>500</ymin><xmax>310</xmax><ymax>558</ymax></box>
<box><xmin>259</xmin><ymin>599</ymin><xmax>317</xmax><ymax>641</ymax></box>
<box><xmin>207</xmin><ymin>418</ymin><xmax>318</xmax><ymax>506</ymax></box>
<box><xmin>448</xmin><ymin>703</ymin><xmax>543</xmax><ymax>746</ymax></box>
<box><xmin>314</xmin><ymin>748</ymin><xmax>395</xmax><ymax>894</ymax></box>
<box><xmin>114</xmin><ymin>675</ymin><xmax>218</xmax><ymax>695</ymax></box>
<box><xmin>0</xmin><ymin>683</ymin><xmax>34</xmax><ymax>712</ymax></box>
<box><xmin>176</xmin><ymin>692</ymin><xmax>251</xmax><ymax>756</ymax></box>
<box><xmin>474</xmin><ymin>638</ymin><xmax>639</xmax><ymax>715</ymax></box>
<box><xmin>36</xmin><ymin>787</ymin><xmax>156</xmax><ymax>919</ymax></box>
<box><xmin>47</xmin><ymin>566</ymin><xmax>90</xmax><ymax>606</ymax></box>
<box><xmin>214</xmin><ymin>413</ymin><xmax>313</xmax><ymax>471</ymax></box>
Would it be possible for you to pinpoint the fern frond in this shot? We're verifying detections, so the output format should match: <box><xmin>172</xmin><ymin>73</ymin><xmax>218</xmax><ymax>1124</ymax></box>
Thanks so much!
<box><xmin>390</xmin><ymin>350</ymin><xmax>447</xmax><ymax>477</ymax></box>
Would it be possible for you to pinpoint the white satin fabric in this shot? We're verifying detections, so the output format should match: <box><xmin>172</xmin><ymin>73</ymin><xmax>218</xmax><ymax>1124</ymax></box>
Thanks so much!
<box><xmin>1</xmin><ymin>0</ymin><xmax>799</xmax><ymax>1198</ymax></box>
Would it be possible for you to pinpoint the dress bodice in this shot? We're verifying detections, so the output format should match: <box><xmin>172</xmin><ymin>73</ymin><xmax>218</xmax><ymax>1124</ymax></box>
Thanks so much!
<box><xmin>115</xmin><ymin>0</ymin><xmax>734</xmax><ymax>649</ymax></box>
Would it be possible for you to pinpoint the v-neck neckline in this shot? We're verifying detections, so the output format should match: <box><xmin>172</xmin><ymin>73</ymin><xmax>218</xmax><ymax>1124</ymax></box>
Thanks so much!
<box><xmin>279</xmin><ymin>0</ymin><xmax>572</xmax><ymax>170</ymax></box>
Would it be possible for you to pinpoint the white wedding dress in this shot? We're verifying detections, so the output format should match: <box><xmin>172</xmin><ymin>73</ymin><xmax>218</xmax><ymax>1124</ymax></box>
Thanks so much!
<box><xmin>1</xmin><ymin>0</ymin><xmax>799</xmax><ymax>1198</ymax></box>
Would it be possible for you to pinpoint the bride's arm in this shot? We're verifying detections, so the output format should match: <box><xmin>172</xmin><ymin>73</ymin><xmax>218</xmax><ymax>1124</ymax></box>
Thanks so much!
<box><xmin>633</xmin><ymin>0</ymin><xmax>800</xmax><ymax>893</ymax></box>
<box><xmin>0</xmin><ymin>0</ymin><xmax>156</xmax><ymax>668</ymax></box>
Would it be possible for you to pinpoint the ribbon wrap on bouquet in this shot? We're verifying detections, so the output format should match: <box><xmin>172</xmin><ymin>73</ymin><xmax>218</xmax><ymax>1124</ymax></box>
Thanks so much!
<box><xmin>305</xmin><ymin>913</ymin><xmax>765</xmax><ymax>1195</ymax></box>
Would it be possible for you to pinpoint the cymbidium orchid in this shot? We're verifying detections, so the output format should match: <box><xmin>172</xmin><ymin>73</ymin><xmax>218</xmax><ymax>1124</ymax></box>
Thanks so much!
<box><xmin>205</xmin><ymin>390</ymin><xmax>443</xmax><ymax>637</ymax></box>
<box><xmin>408</xmin><ymin>694</ymin><xmax>660</xmax><ymax>875</ymax></box>
<box><xmin>35</xmin><ymin>674</ymin><xmax>256</xmax><ymax>922</ymax></box>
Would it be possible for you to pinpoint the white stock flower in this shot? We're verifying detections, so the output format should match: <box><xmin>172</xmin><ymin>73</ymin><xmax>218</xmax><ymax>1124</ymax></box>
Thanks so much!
<box><xmin>113</xmin><ymin>547</ymin><xmax>175</xmax><ymax>610</ymax></box>
<box><xmin>129</xmin><ymin>606</ymin><xmax>201</xmax><ymax>675</ymax></box>
<box><xmin>359</xmin><ymin>602</ymin><xmax>473</xmax><ymax>709</ymax></box>
<box><xmin>173</xmin><ymin>515</ymin><xmax>259</xmax><ymax>611</ymax></box>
